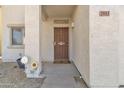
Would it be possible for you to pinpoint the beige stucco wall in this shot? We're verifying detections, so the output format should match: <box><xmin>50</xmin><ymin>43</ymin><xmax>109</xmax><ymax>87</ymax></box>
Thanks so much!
<box><xmin>41</xmin><ymin>19</ymin><xmax>54</xmax><ymax>62</ymax></box>
<box><xmin>118</xmin><ymin>6</ymin><xmax>124</xmax><ymax>85</ymax></box>
<box><xmin>2</xmin><ymin>6</ymin><xmax>25</xmax><ymax>62</ymax></box>
<box><xmin>25</xmin><ymin>5</ymin><xmax>42</xmax><ymax>63</ymax></box>
<box><xmin>90</xmin><ymin>6</ymin><xmax>119</xmax><ymax>87</ymax></box>
<box><xmin>72</xmin><ymin>5</ymin><xmax>90</xmax><ymax>86</ymax></box>
<box><xmin>0</xmin><ymin>8</ymin><xmax>2</xmax><ymax>56</ymax></box>
<box><xmin>24</xmin><ymin>6</ymin><xmax>42</xmax><ymax>77</ymax></box>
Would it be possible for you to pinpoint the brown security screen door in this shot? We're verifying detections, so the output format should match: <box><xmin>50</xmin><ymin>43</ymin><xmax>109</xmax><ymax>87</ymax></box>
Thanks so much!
<box><xmin>54</xmin><ymin>27</ymin><xmax>69</xmax><ymax>62</ymax></box>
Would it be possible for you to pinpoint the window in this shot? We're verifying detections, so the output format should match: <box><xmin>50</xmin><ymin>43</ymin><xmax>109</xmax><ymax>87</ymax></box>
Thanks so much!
<box><xmin>7</xmin><ymin>24</ymin><xmax>24</xmax><ymax>49</ymax></box>
<box><xmin>7</xmin><ymin>25</ymin><xmax>24</xmax><ymax>49</ymax></box>
<box><xmin>11</xmin><ymin>27</ymin><xmax>24</xmax><ymax>45</ymax></box>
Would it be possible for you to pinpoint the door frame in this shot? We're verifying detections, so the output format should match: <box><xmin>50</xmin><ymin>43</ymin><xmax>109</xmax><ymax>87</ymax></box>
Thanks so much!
<box><xmin>53</xmin><ymin>27</ymin><xmax>69</xmax><ymax>62</ymax></box>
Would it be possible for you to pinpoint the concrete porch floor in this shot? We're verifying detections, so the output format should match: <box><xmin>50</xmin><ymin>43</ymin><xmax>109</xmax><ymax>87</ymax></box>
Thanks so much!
<box><xmin>41</xmin><ymin>62</ymin><xmax>87</xmax><ymax>88</ymax></box>
<box><xmin>0</xmin><ymin>60</ymin><xmax>87</xmax><ymax>88</ymax></box>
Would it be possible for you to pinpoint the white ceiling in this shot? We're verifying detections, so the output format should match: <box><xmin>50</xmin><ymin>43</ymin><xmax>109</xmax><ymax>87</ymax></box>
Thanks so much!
<box><xmin>42</xmin><ymin>5</ymin><xmax>76</xmax><ymax>18</ymax></box>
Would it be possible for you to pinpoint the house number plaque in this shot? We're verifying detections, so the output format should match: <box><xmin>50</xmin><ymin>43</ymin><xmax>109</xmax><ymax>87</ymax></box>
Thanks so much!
<box><xmin>99</xmin><ymin>11</ymin><xmax>110</xmax><ymax>16</ymax></box>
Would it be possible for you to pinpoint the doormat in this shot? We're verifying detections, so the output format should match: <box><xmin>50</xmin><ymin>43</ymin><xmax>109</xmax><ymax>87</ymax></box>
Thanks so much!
<box><xmin>54</xmin><ymin>61</ymin><xmax>70</xmax><ymax>64</ymax></box>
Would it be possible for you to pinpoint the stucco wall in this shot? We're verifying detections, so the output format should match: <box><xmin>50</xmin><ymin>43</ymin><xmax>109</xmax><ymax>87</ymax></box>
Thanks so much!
<box><xmin>25</xmin><ymin>5</ymin><xmax>42</xmax><ymax>63</ymax></box>
<box><xmin>2</xmin><ymin>6</ymin><xmax>25</xmax><ymax>62</ymax></box>
<box><xmin>0</xmin><ymin>8</ymin><xmax>2</xmax><ymax>56</ymax></box>
<box><xmin>72</xmin><ymin>5</ymin><xmax>90</xmax><ymax>86</ymax></box>
<box><xmin>41</xmin><ymin>19</ymin><xmax>54</xmax><ymax>62</ymax></box>
<box><xmin>118</xmin><ymin>6</ymin><xmax>124</xmax><ymax>85</ymax></box>
<box><xmin>24</xmin><ymin>5</ymin><xmax>42</xmax><ymax>77</ymax></box>
<box><xmin>90</xmin><ymin>6</ymin><xmax>119</xmax><ymax>87</ymax></box>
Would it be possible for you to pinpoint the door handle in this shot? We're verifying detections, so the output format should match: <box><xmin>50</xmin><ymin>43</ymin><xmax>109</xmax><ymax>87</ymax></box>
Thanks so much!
<box><xmin>58</xmin><ymin>42</ymin><xmax>65</xmax><ymax>45</ymax></box>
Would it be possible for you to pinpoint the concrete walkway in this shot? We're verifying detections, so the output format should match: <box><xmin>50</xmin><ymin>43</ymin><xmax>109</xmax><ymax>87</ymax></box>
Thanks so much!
<box><xmin>41</xmin><ymin>62</ymin><xmax>87</xmax><ymax>88</ymax></box>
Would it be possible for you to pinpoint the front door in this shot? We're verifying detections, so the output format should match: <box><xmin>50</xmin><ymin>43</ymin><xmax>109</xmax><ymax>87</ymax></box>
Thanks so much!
<box><xmin>54</xmin><ymin>27</ymin><xmax>69</xmax><ymax>63</ymax></box>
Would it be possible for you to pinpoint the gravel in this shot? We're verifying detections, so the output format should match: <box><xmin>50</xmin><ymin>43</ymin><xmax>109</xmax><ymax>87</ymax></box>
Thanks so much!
<box><xmin>0</xmin><ymin>62</ymin><xmax>45</xmax><ymax>88</ymax></box>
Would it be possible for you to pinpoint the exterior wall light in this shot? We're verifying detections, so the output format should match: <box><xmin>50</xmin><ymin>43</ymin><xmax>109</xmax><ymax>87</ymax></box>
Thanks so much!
<box><xmin>71</xmin><ymin>22</ymin><xmax>74</xmax><ymax>29</ymax></box>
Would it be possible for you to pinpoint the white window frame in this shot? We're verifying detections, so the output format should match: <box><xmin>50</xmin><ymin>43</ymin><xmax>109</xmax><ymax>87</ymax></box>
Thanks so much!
<box><xmin>8</xmin><ymin>24</ymin><xmax>25</xmax><ymax>49</ymax></box>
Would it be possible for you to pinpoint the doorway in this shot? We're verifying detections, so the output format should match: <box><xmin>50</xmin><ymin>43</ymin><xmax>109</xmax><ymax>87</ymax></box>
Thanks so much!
<box><xmin>54</xmin><ymin>27</ymin><xmax>69</xmax><ymax>63</ymax></box>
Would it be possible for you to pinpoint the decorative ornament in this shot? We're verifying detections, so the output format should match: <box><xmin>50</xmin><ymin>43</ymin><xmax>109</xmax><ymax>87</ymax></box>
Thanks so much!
<box><xmin>21</xmin><ymin>56</ymin><xmax>28</xmax><ymax>64</ymax></box>
<box><xmin>31</xmin><ymin>61</ymin><xmax>38</xmax><ymax>70</ymax></box>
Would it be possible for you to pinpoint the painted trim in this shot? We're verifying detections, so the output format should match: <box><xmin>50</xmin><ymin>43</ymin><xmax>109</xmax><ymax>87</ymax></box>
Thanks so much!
<box><xmin>7</xmin><ymin>24</ymin><xmax>25</xmax><ymax>28</ymax></box>
<box><xmin>7</xmin><ymin>45</ymin><xmax>24</xmax><ymax>49</ymax></box>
